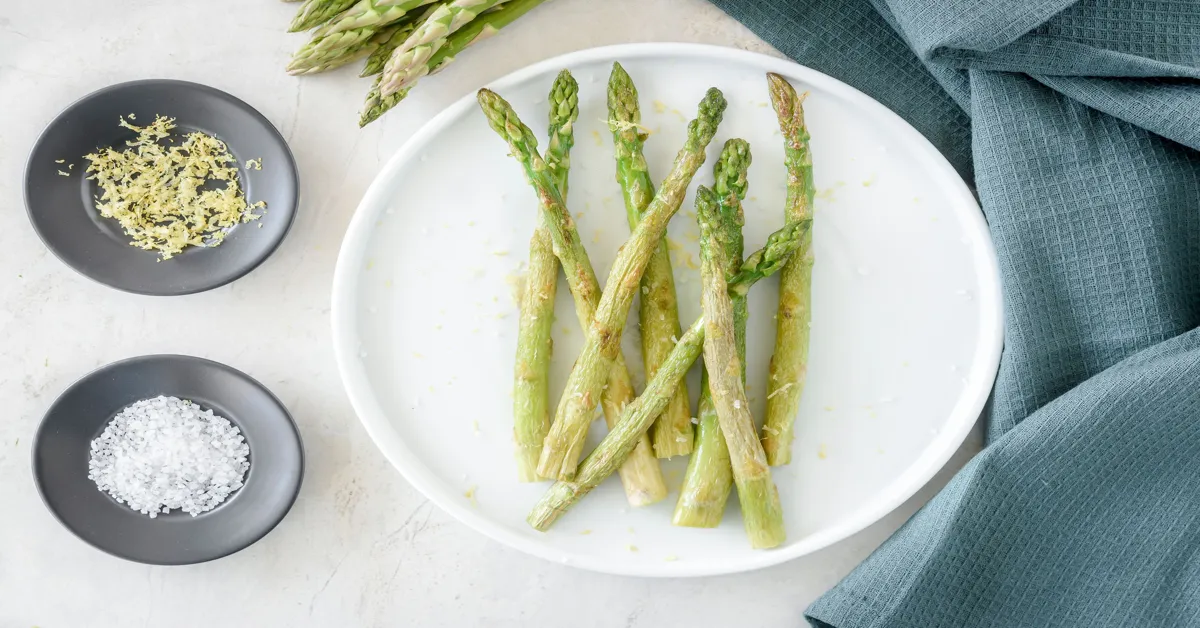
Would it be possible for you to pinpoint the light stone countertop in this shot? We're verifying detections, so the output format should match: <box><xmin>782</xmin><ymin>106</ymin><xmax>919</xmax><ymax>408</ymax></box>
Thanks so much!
<box><xmin>0</xmin><ymin>1</ymin><xmax>981</xmax><ymax>625</ymax></box>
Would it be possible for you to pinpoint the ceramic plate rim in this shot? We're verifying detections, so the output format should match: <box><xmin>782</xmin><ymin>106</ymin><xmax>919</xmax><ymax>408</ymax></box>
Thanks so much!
<box><xmin>331</xmin><ymin>43</ymin><xmax>1002</xmax><ymax>577</ymax></box>
<box><xmin>22</xmin><ymin>78</ymin><xmax>301</xmax><ymax>297</ymax></box>
<box><xmin>31</xmin><ymin>353</ymin><xmax>306</xmax><ymax>565</ymax></box>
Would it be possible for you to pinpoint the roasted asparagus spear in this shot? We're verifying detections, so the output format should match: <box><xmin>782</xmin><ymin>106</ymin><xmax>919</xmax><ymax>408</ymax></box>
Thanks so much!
<box><xmin>528</xmin><ymin>215</ymin><xmax>810</xmax><ymax>532</ymax></box>
<box><xmin>762</xmin><ymin>73</ymin><xmax>816</xmax><ymax>466</ymax></box>
<box><xmin>512</xmin><ymin>71</ymin><xmax>576</xmax><ymax>481</ymax></box>
<box><xmin>696</xmin><ymin>186</ymin><xmax>785</xmax><ymax>549</ymax></box>
<box><xmin>673</xmin><ymin>139</ymin><xmax>750</xmax><ymax>527</ymax></box>
<box><xmin>479</xmin><ymin>84</ymin><xmax>668</xmax><ymax>505</ymax></box>
<box><xmin>607</xmin><ymin>62</ymin><xmax>692</xmax><ymax>459</ymax></box>
<box><xmin>536</xmin><ymin>87</ymin><xmax>727</xmax><ymax>481</ymax></box>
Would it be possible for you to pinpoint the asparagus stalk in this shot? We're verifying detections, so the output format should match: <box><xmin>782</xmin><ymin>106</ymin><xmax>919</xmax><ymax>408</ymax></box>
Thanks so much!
<box><xmin>607</xmin><ymin>63</ymin><xmax>692</xmax><ymax>459</ymax></box>
<box><xmin>762</xmin><ymin>74</ymin><xmax>816</xmax><ymax>466</ymax></box>
<box><xmin>514</xmin><ymin>228</ymin><xmax>556</xmax><ymax>481</ymax></box>
<box><xmin>528</xmin><ymin>216</ymin><xmax>811</xmax><ymax>531</ymax></box>
<box><xmin>287</xmin><ymin>29</ymin><xmax>377</xmax><ymax>75</ymax></box>
<box><xmin>697</xmin><ymin>186</ymin><xmax>785</xmax><ymax>549</ymax></box>
<box><xmin>360</xmin><ymin>78</ymin><xmax>409</xmax><ymax>127</ymax></box>
<box><xmin>359</xmin><ymin>0</ymin><xmax>546</xmax><ymax>126</ymax></box>
<box><xmin>378</xmin><ymin>0</ymin><xmax>507</xmax><ymax>98</ymax></box>
<box><xmin>360</xmin><ymin>14</ymin><xmax>419</xmax><ymax>76</ymax></box>
<box><xmin>478</xmin><ymin>85</ymin><xmax>667</xmax><ymax>505</ymax></box>
<box><xmin>673</xmin><ymin>139</ymin><xmax>750</xmax><ymax>527</ymax></box>
<box><xmin>513</xmin><ymin>72</ymin><xmax>575</xmax><ymax>482</ymax></box>
<box><xmin>537</xmin><ymin>87</ymin><xmax>727</xmax><ymax>481</ymax></box>
<box><xmin>312</xmin><ymin>0</ymin><xmax>437</xmax><ymax>36</ymax></box>
<box><xmin>289</xmin><ymin>0</ymin><xmax>359</xmax><ymax>32</ymax></box>
<box><xmin>288</xmin><ymin>17</ymin><xmax>416</xmax><ymax>75</ymax></box>
<box><xmin>286</xmin><ymin>0</ymin><xmax>435</xmax><ymax>74</ymax></box>
<box><xmin>542</xmin><ymin>71</ymin><xmax>576</xmax><ymax>193</ymax></box>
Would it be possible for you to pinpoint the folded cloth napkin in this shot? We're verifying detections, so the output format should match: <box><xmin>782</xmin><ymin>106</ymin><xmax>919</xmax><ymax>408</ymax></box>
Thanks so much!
<box><xmin>707</xmin><ymin>0</ymin><xmax>1200</xmax><ymax>625</ymax></box>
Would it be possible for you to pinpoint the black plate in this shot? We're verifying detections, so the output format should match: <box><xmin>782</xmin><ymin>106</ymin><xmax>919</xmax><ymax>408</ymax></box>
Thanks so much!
<box><xmin>24</xmin><ymin>80</ymin><xmax>299</xmax><ymax>295</ymax></box>
<box><xmin>32</xmin><ymin>355</ymin><xmax>304</xmax><ymax>565</ymax></box>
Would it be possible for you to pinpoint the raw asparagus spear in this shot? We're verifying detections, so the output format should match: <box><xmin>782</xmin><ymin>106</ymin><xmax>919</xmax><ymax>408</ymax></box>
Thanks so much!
<box><xmin>360</xmin><ymin>15</ymin><xmax>417</xmax><ymax>76</ymax></box>
<box><xmin>359</xmin><ymin>0</ymin><xmax>546</xmax><ymax>126</ymax></box>
<box><xmin>286</xmin><ymin>0</ymin><xmax>435</xmax><ymax>74</ymax></box>
<box><xmin>287</xmin><ymin>29</ymin><xmax>377</xmax><ymax>75</ymax></box>
<box><xmin>607</xmin><ymin>62</ymin><xmax>692</xmax><ymax>459</ymax></box>
<box><xmin>762</xmin><ymin>74</ymin><xmax>816</xmax><ymax>466</ymax></box>
<box><xmin>697</xmin><ymin>186</ymin><xmax>785</xmax><ymax>549</ymax></box>
<box><xmin>478</xmin><ymin>86</ymin><xmax>667</xmax><ymax>505</ymax></box>
<box><xmin>528</xmin><ymin>216</ymin><xmax>811</xmax><ymax>531</ymax></box>
<box><xmin>537</xmin><ymin>87</ymin><xmax>727</xmax><ymax>481</ymax></box>
<box><xmin>674</xmin><ymin>139</ymin><xmax>750</xmax><ymax>527</ymax></box>
<box><xmin>357</xmin><ymin>2</ymin><xmax>440</xmax><ymax>76</ymax></box>
<box><xmin>378</xmin><ymin>0</ymin><xmax>507</xmax><ymax>98</ymax></box>
<box><xmin>360</xmin><ymin>78</ymin><xmax>408</xmax><ymax>127</ymax></box>
<box><xmin>288</xmin><ymin>17</ymin><xmax>416</xmax><ymax>75</ymax></box>
<box><xmin>289</xmin><ymin>0</ymin><xmax>359</xmax><ymax>32</ymax></box>
<box><xmin>513</xmin><ymin>72</ymin><xmax>575</xmax><ymax>482</ymax></box>
<box><xmin>313</xmin><ymin>0</ymin><xmax>436</xmax><ymax>36</ymax></box>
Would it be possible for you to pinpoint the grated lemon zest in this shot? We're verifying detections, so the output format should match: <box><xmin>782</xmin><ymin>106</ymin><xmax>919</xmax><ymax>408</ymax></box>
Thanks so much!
<box><xmin>84</xmin><ymin>115</ymin><xmax>264</xmax><ymax>260</ymax></box>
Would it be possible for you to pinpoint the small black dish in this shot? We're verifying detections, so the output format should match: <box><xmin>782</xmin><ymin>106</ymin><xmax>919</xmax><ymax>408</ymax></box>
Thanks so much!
<box><xmin>32</xmin><ymin>355</ymin><xmax>304</xmax><ymax>565</ymax></box>
<box><xmin>24</xmin><ymin>80</ymin><xmax>299</xmax><ymax>296</ymax></box>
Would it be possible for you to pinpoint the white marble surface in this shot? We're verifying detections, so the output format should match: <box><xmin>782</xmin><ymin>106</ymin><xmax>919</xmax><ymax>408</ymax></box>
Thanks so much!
<box><xmin>0</xmin><ymin>1</ymin><xmax>982</xmax><ymax>626</ymax></box>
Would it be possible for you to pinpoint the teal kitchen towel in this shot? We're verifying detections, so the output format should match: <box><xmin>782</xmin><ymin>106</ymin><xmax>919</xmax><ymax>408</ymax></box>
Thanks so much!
<box><xmin>707</xmin><ymin>0</ymin><xmax>1200</xmax><ymax>626</ymax></box>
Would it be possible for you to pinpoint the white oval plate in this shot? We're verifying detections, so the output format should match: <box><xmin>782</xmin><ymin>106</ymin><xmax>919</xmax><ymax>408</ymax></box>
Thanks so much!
<box><xmin>332</xmin><ymin>43</ymin><xmax>1001</xmax><ymax>577</ymax></box>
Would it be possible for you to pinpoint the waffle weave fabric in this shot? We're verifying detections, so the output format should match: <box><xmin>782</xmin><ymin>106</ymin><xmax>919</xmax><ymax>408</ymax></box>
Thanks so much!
<box><xmin>708</xmin><ymin>0</ymin><xmax>1200</xmax><ymax>626</ymax></box>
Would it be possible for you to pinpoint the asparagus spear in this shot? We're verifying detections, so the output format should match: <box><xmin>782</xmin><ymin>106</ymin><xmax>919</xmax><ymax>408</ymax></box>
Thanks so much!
<box><xmin>360</xmin><ymin>15</ymin><xmax>418</xmax><ymax>76</ymax></box>
<box><xmin>513</xmin><ymin>72</ymin><xmax>575</xmax><ymax>482</ymax></box>
<box><xmin>697</xmin><ymin>186</ymin><xmax>785</xmax><ymax>549</ymax></box>
<box><xmin>542</xmin><ymin>71</ymin><xmax>576</xmax><ymax>193</ymax></box>
<box><xmin>312</xmin><ymin>0</ymin><xmax>437</xmax><ymax>36</ymax></box>
<box><xmin>286</xmin><ymin>0</ymin><xmax>435</xmax><ymax>74</ymax></box>
<box><xmin>359</xmin><ymin>0</ymin><xmax>546</xmax><ymax>126</ymax></box>
<box><xmin>288</xmin><ymin>17</ymin><xmax>416</xmax><ymax>75</ymax></box>
<box><xmin>607</xmin><ymin>63</ymin><xmax>692</xmax><ymax>459</ymax></box>
<box><xmin>514</xmin><ymin>228</ymin><xmax>556</xmax><ymax>481</ymax></box>
<box><xmin>537</xmin><ymin>87</ymin><xmax>727</xmax><ymax>481</ymax></box>
<box><xmin>528</xmin><ymin>216</ymin><xmax>811</xmax><ymax>531</ymax></box>
<box><xmin>377</xmin><ymin>0</ymin><xmax>508</xmax><ymax>98</ymax></box>
<box><xmin>287</xmin><ymin>29</ymin><xmax>377</xmax><ymax>75</ymax></box>
<box><xmin>762</xmin><ymin>74</ymin><xmax>816</xmax><ymax>466</ymax></box>
<box><xmin>674</xmin><ymin>139</ymin><xmax>750</xmax><ymax>527</ymax></box>
<box><xmin>360</xmin><ymin>78</ymin><xmax>409</xmax><ymax>127</ymax></box>
<box><xmin>289</xmin><ymin>0</ymin><xmax>359</xmax><ymax>32</ymax></box>
<box><xmin>478</xmin><ymin>86</ymin><xmax>667</xmax><ymax>505</ymax></box>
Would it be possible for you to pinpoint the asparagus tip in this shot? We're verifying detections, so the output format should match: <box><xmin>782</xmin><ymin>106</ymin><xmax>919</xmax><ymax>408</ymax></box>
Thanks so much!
<box><xmin>548</xmin><ymin>70</ymin><xmax>580</xmax><ymax>129</ymax></box>
<box><xmin>714</xmin><ymin>138</ymin><xmax>752</xmax><ymax>210</ymax></box>
<box><xmin>686</xmin><ymin>88</ymin><xmax>728</xmax><ymax>152</ymax></box>
<box><xmin>606</xmin><ymin>61</ymin><xmax>640</xmax><ymax>126</ymax></box>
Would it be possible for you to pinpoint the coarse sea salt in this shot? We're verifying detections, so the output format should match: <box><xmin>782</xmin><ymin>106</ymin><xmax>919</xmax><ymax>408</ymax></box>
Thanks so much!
<box><xmin>88</xmin><ymin>395</ymin><xmax>250</xmax><ymax>518</ymax></box>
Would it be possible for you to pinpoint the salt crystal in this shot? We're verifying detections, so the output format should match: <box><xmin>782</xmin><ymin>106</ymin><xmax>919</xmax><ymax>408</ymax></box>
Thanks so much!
<box><xmin>87</xmin><ymin>396</ymin><xmax>249</xmax><ymax>518</ymax></box>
